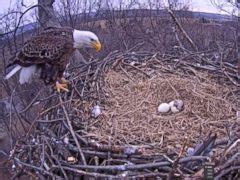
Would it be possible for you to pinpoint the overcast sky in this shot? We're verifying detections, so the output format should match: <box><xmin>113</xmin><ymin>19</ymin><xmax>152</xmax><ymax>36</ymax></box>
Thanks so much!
<box><xmin>0</xmin><ymin>0</ymin><xmax>227</xmax><ymax>15</ymax></box>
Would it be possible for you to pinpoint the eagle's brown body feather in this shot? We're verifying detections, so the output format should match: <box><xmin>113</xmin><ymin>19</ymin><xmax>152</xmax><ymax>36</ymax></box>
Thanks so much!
<box><xmin>11</xmin><ymin>27</ymin><xmax>75</xmax><ymax>84</ymax></box>
<box><xmin>5</xmin><ymin>27</ymin><xmax>101</xmax><ymax>92</ymax></box>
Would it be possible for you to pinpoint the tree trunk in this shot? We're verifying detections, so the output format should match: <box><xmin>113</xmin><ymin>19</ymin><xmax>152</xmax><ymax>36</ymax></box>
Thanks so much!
<box><xmin>38</xmin><ymin>0</ymin><xmax>60</xmax><ymax>28</ymax></box>
<box><xmin>38</xmin><ymin>0</ymin><xmax>87</xmax><ymax>65</ymax></box>
<box><xmin>237</xmin><ymin>0</ymin><xmax>240</xmax><ymax>79</ymax></box>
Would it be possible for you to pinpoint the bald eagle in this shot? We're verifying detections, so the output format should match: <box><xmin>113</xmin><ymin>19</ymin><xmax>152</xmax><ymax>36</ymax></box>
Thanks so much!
<box><xmin>4</xmin><ymin>27</ymin><xmax>101</xmax><ymax>92</ymax></box>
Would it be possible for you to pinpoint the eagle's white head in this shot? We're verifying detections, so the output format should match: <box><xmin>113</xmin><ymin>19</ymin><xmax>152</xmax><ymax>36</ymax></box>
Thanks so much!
<box><xmin>73</xmin><ymin>30</ymin><xmax>101</xmax><ymax>52</ymax></box>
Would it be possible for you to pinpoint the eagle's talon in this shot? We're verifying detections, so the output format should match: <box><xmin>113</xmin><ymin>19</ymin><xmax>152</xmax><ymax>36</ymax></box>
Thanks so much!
<box><xmin>61</xmin><ymin>77</ymin><xmax>69</xmax><ymax>84</ymax></box>
<box><xmin>54</xmin><ymin>81</ymin><xmax>69</xmax><ymax>93</ymax></box>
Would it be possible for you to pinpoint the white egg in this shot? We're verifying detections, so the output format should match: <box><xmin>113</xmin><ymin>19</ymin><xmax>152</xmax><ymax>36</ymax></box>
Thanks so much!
<box><xmin>157</xmin><ymin>103</ymin><xmax>170</xmax><ymax>113</ymax></box>
<box><xmin>169</xmin><ymin>101</ymin><xmax>174</xmax><ymax>107</ymax></box>
<box><xmin>169</xmin><ymin>100</ymin><xmax>184</xmax><ymax>113</ymax></box>
<box><xmin>91</xmin><ymin>105</ymin><xmax>101</xmax><ymax>118</ymax></box>
<box><xmin>171</xmin><ymin>105</ymin><xmax>180</xmax><ymax>113</ymax></box>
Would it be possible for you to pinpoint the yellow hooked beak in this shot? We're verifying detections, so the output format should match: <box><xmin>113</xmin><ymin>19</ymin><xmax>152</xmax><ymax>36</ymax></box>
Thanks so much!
<box><xmin>91</xmin><ymin>40</ymin><xmax>102</xmax><ymax>52</ymax></box>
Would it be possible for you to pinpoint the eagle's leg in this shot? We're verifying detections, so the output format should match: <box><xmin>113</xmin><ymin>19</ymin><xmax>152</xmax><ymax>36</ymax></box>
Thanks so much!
<box><xmin>54</xmin><ymin>81</ymin><xmax>69</xmax><ymax>93</ymax></box>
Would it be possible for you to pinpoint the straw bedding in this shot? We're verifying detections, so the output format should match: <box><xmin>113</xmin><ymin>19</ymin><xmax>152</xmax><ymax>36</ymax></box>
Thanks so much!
<box><xmin>81</xmin><ymin>62</ymin><xmax>237</xmax><ymax>154</ymax></box>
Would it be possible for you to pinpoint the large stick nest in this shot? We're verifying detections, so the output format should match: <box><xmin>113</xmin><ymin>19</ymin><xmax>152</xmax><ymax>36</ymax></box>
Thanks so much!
<box><xmin>10</xmin><ymin>50</ymin><xmax>239</xmax><ymax>179</ymax></box>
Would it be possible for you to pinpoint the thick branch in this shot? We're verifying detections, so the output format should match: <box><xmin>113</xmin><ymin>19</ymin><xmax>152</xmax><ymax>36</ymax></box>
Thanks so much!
<box><xmin>38</xmin><ymin>0</ymin><xmax>60</xmax><ymax>27</ymax></box>
<box><xmin>167</xmin><ymin>8</ymin><xmax>198</xmax><ymax>51</ymax></box>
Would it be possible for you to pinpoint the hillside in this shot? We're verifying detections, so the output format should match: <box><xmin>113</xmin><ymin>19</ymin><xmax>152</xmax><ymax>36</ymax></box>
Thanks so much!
<box><xmin>0</xmin><ymin>9</ymin><xmax>234</xmax><ymax>37</ymax></box>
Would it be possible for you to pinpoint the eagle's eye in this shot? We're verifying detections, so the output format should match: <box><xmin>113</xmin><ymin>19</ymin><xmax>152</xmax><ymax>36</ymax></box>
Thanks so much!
<box><xmin>90</xmin><ymin>38</ymin><xmax>95</xmax><ymax>42</ymax></box>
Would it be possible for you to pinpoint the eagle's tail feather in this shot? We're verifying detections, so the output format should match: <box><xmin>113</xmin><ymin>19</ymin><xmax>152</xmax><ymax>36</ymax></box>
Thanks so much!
<box><xmin>4</xmin><ymin>65</ymin><xmax>22</xmax><ymax>80</ymax></box>
<box><xmin>19</xmin><ymin>65</ymin><xmax>37</xmax><ymax>84</ymax></box>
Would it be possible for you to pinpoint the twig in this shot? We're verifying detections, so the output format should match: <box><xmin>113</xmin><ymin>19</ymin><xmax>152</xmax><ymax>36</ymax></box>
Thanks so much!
<box><xmin>9</xmin><ymin>88</ymin><xmax>16</xmax><ymax>149</ymax></box>
<box><xmin>53</xmin><ymin>165</ymin><xmax>116</xmax><ymax>178</ymax></box>
<box><xmin>19</xmin><ymin>90</ymin><xmax>41</xmax><ymax>114</ymax></box>
<box><xmin>65</xmin><ymin>156</ymin><xmax>209</xmax><ymax>171</ymax></box>
<box><xmin>59</xmin><ymin>96</ymin><xmax>86</xmax><ymax>165</ymax></box>
<box><xmin>14</xmin><ymin>157</ymin><xmax>58</xmax><ymax>178</ymax></box>
<box><xmin>224</xmin><ymin>139</ymin><xmax>240</xmax><ymax>156</ymax></box>
<box><xmin>216</xmin><ymin>153</ymin><xmax>240</xmax><ymax>173</ymax></box>
<box><xmin>168</xmin><ymin>137</ymin><xmax>188</xmax><ymax>179</ymax></box>
<box><xmin>167</xmin><ymin>8</ymin><xmax>198</xmax><ymax>51</ymax></box>
<box><xmin>215</xmin><ymin>165</ymin><xmax>240</xmax><ymax>180</ymax></box>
